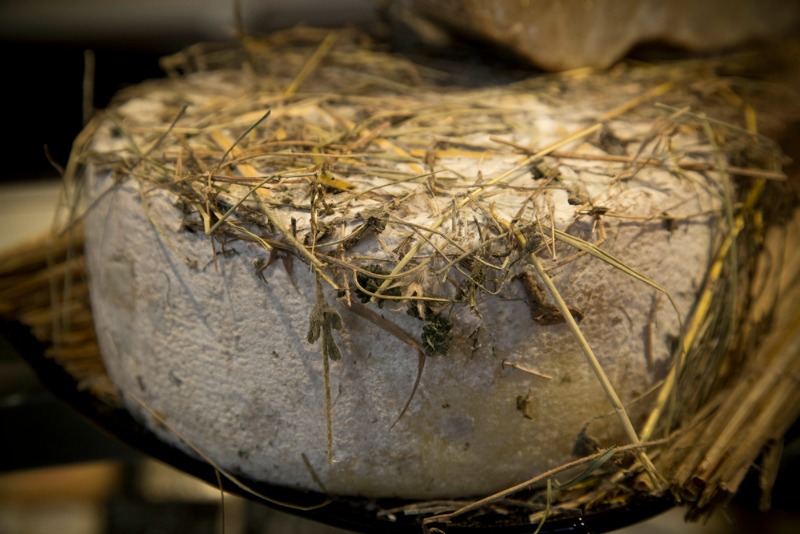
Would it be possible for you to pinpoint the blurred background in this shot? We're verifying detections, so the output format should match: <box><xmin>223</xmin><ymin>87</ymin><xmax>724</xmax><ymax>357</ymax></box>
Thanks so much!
<box><xmin>0</xmin><ymin>1</ymin><xmax>798</xmax><ymax>533</ymax></box>
<box><xmin>0</xmin><ymin>0</ymin><xmax>378</xmax><ymax>186</ymax></box>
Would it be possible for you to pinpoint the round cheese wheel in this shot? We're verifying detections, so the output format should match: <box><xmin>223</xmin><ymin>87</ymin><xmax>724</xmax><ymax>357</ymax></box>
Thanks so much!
<box><xmin>82</xmin><ymin>42</ymin><xmax>725</xmax><ymax>498</ymax></box>
<box><xmin>392</xmin><ymin>0</ymin><xmax>800</xmax><ymax>71</ymax></box>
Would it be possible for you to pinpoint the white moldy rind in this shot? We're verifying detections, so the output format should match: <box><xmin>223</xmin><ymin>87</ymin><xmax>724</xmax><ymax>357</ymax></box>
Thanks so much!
<box><xmin>83</xmin><ymin>66</ymin><xmax>724</xmax><ymax>499</ymax></box>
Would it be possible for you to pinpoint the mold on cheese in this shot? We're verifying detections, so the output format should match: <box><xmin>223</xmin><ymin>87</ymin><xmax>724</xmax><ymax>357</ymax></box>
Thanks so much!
<box><xmin>80</xmin><ymin>37</ymin><xmax>732</xmax><ymax>499</ymax></box>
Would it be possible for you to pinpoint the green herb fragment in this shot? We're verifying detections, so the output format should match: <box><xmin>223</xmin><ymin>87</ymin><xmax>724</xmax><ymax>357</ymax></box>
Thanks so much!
<box><xmin>421</xmin><ymin>312</ymin><xmax>453</xmax><ymax>357</ymax></box>
<box><xmin>355</xmin><ymin>264</ymin><xmax>400</xmax><ymax>307</ymax></box>
<box><xmin>308</xmin><ymin>281</ymin><xmax>343</xmax><ymax>361</ymax></box>
<box><xmin>406</xmin><ymin>303</ymin><xmax>454</xmax><ymax>357</ymax></box>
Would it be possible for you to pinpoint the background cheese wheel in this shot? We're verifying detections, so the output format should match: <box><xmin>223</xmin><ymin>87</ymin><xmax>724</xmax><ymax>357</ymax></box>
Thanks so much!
<box><xmin>390</xmin><ymin>0</ymin><xmax>800</xmax><ymax>70</ymax></box>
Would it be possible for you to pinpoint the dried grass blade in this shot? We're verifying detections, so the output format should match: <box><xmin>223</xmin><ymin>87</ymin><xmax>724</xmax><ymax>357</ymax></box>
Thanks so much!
<box><xmin>640</xmin><ymin>219</ymin><xmax>740</xmax><ymax>441</ymax></box>
<box><xmin>527</xmin><ymin>248</ymin><xmax>662</xmax><ymax>488</ymax></box>
<box><xmin>210</xmin><ymin>109</ymin><xmax>271</xmax><ymax>176</ymax></box>
<box><xmin>555</xmin><ymin>446</ymin><xmax>618</xmax><ymax>489</ymax></box>
<box><xmin>283</xmin><ymin>33</ymin><xmax>337</xmax><ymax>97</ymax></box>
<box><xmin>422</xmin><ymin>441</ymin><xmax>665</xmax><ymax>529</ymax></box>
<box><xmin>497</xmin><ymin>214</ymin><xmax>662</xmax><ymax>487</ymax></box>
<box><xmin>206</xmin><ymin>175</ymin><xmax>273</xmax><ymax>235</ymax></box>
<box><xmin>532</xmin><ymin>479</ymin><xmax>553</xmax><ymax>534</ymax></box>
<box><xmin>547</xmin><ymin>226</ymin><xmax>683</xmax><ymax>327</ymax></box>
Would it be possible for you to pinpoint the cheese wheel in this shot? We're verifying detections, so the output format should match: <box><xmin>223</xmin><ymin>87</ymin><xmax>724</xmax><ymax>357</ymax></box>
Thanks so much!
<box><xmin>82</xmin><ymin>41</ymin><xmax>726</xmax><ymax>498</ymax></box>
<box><xmin>392</xmin><ymin>0</ymin><xmax>800</xmax><ymax>71</ymax></box>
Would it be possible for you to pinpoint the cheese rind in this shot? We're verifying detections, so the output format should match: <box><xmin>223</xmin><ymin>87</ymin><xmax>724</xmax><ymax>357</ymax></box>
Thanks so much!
<box><xmin>84</xmin><ymin>65</ymin><xmax>722</xmax><ymax>498</ymax></box>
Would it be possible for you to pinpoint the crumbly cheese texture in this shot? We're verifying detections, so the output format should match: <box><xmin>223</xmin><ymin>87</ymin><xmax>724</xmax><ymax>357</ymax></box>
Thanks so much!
<box><xmin>83</xmin><ymin>51</ymin><xmax>726</xmax><ymax>498</ymax></box>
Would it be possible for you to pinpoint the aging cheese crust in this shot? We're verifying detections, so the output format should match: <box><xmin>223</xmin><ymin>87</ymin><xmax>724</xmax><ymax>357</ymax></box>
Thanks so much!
<box><xmin>83</xmin><ymin>49</ymin><xmax>725</xmax><ymax>498</ymax></box>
